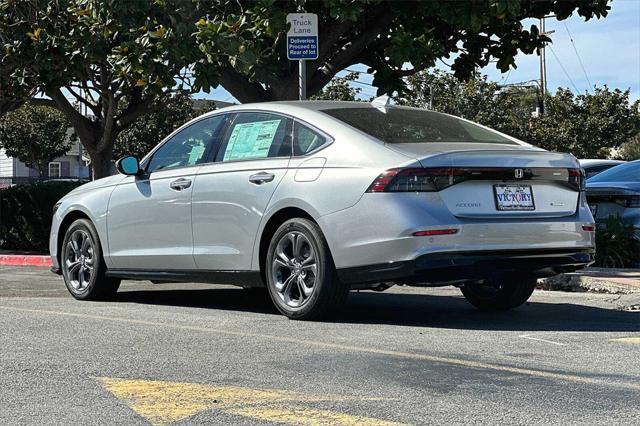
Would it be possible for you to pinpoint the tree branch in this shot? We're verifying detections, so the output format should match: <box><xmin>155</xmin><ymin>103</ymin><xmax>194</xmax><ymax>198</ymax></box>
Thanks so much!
<box><xmin>46</xmin><ymin>87</ymin><xmax>97</xmax><ymax>147</ymax></box>
<box><xmin>219</xmin><ymin>64</ymin><xmax>271</xmax><ymax>103</ymax></box>
<box><xmin>307</xmin><ymin>9</ymin><xmax>396</xmax><ymax>96</ymax></box>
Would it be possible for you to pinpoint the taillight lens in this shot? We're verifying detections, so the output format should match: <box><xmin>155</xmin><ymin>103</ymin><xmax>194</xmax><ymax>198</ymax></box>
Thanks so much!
<box><xmin>368</xmin><ymin>167</ymin><xmax>587</xmax><ymax>193</ymax></box>
<box><xmin>616</xmin><ymin>195</ymin><xmax>640</xmax><ymax>208</ymax></box>
<box><xmin>568</xmin><ymin>168</ymin><xmax>586</xmax><ymax>191</ymax></box>
<box><xmin>367</xmin><ymin>168</ymin><xmax>465</xmax><ymax>192</ymax></box>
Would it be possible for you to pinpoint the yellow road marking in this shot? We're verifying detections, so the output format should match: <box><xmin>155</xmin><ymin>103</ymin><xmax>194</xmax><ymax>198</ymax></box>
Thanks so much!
<box><xmin>610</xmin><ymin>337</ymin><xmax>640</xmax><ymax>344</ymax></box>
<box><xmin>99</xmin><ymin>377</ymin><xmax>400</xmax><ymax>425</ymax></box>
<box><xmin>2</xmin><ymin>305</ymin><xmax>640</xmax><ymax>392</ymax></box>
<box><xmin>227</xmin><ymin>406</ymin><xmax>401</xmax><ymax>425</ymax></box>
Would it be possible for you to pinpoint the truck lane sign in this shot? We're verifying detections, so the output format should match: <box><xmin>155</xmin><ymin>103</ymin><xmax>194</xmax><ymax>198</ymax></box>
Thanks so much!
<box><xmin>286</xmin><ymin>13</ymin><xmax>318</xmax><ymax>60</ymax></box>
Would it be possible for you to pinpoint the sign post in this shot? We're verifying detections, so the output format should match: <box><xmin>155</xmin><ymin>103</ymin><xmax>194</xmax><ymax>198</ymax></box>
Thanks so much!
<box><xmin>286</xmin><ymin>13</ymin><xmax>318</xmax><ymax>100</ymax></box>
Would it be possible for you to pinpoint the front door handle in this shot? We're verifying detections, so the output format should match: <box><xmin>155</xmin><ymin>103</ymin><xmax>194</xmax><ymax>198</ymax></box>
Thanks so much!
<box><xmin>169</xmin><ymin>178</ymin><xmax>192</xmax><ymax>191</ymax></box>
<box><xmin>249</xmin><ymin>172</ymin><xmax>275</xmax><ymax>185</ymax></box>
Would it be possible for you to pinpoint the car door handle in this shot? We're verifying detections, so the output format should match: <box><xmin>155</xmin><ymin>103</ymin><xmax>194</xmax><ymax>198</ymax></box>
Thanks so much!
<box><xmin>249</xmin><ymin>172</ymin><xmax>275</xmax><ymax>185</ymax></box>
<box><xmin>169</xmin><ymin>178</ymin><xmax>192</xmax><ymax>191</ymax></box>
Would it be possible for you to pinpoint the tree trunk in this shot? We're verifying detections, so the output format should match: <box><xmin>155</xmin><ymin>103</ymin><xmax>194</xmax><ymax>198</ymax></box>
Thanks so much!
<box><xmin>87</xmin><ymin>143</ymin><xmax>115</xmax><ymax>180</ymax></box>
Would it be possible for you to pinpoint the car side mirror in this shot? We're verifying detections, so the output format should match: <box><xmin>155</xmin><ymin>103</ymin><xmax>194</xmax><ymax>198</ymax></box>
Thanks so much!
<box><xmin>115</xmin><ymin>156</ymin><xmax>141</xmax><ymax>176</ymax></box>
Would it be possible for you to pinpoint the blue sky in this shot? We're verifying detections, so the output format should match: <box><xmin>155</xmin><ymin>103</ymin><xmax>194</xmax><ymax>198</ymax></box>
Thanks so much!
<box><xmin>197</xmin><ymin>0</ymin><xmax>640</xmax><ymax>103</ymax></box>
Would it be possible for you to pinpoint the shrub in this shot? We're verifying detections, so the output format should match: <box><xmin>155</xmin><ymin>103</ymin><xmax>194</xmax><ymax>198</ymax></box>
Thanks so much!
<box><xmin>0</xmin><ymin>181</ymin><xmax>84</xmax><ymax>252</ymax></box>
<box><xmin>594</xmin><ymin>215</ymin><xmax>640</xmax><ymax>268</ymax></box>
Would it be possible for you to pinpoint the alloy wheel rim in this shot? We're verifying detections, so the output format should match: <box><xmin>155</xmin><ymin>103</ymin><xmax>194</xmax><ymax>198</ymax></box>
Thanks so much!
<box><xmin>64</xmin><ymin>230</ymin><xmax>95</xmax><ymax>292</ymax></box>
<box><xmin>271</xmin><ymin>231</ymin><xmax>317</xmax><ymax>308</ymax></box>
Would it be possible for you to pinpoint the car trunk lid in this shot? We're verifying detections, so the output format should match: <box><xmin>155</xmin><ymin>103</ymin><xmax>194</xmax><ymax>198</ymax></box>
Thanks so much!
<box><xmin>403</xmin><ymin>148</ymin><xmax>582</xmax><ymax>219</ymax></box>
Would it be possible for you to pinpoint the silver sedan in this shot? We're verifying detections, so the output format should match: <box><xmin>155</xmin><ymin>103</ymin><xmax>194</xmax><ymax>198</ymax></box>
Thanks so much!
<box><xmin>50</xmin><ymin>101</ymin><xmax>595</xmax><ymax>319</ymax></box>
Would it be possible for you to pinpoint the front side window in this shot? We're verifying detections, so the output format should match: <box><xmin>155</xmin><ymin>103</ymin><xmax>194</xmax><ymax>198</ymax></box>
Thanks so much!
<box><xmin>217</xmin><ymin>112</ymin><xmax>292</xmax><ymax>162</ymax></box>
<box><xmin>323</xmin><ymin>107</ymin><xmax>517</xmax><ymax>145</ymax></box>
<box><xmin>293</xmin><ymin>122</ymin><xmax>328</xmax><ymax>156</ymax></box>
<box><xmin>147</xmin><ymin>115</ymin><xmax>225</xmax><ymax>173</ymax></box>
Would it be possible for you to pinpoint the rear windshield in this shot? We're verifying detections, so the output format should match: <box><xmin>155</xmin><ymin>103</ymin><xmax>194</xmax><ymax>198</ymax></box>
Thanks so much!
<box><xmin>323</xmin><ymin>107</ymin><xmax>517</xmax><ymax>145</ymax></box>
<box><xmin>587</xmin><ymin>161</ymin><xmax>639</xmax><ymax>183</ymax></box>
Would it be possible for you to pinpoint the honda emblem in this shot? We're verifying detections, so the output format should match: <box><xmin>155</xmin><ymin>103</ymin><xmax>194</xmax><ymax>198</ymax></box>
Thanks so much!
<box><xmin>514</xmin><ymin>169</ymin><xmax>524</xmax><ymax>179</ymax></box>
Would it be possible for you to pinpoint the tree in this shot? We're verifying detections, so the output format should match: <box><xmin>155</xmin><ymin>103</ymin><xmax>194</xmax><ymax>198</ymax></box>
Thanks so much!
<box><xmin>114</xmin><ymin>91</ymin><xmax>215</xmax><ymax>159</ymax></box>
<box><xmin>0</xmin><ymin>1</ymin><xmax>211</xmax><ymax>178</ymax></box>
<box><xmin>613</xmin><ymin>135</ymin><xmax>640</xmax><ymax>161</ymax></box>
<box><xmin>193</xmin><ymin>0</ymin><xmax>609</xmax><ymax>102</ymax></box>
<box><xmin>400</xmin><ymin>71</ymin><xmax>640</xmax><ymax>158</ymax></box>
<box><xmin>311</xmin><ymin>72</ymin><xmax>362</xmax><ymax>101</ymax></box>
<box><xmin>0</xmin><ymin>103</ymin><xmax>71</xmax><ymax>177</ymax></box>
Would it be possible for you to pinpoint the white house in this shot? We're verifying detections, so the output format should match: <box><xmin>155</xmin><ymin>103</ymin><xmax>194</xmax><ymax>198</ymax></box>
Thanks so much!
<box><xmin>0</xmin><ymin>141</ymin><xmax>91</xmax><ymax>181</ymax></box>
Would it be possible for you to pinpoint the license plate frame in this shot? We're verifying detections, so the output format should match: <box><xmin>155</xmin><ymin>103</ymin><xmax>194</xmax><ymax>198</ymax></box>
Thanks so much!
<box><xmin>493</xmin><ymin>184</ymin><xmax>535</xmax><ymax>211</ymax></box>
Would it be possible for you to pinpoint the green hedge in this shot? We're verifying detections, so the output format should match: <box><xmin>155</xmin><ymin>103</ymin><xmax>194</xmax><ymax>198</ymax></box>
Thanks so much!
<box><xmin>0</xmin><ymin>181</ymin><xmax>84</xmax><ymax>252</ymax></box>
<box><xmin>594</xmin><ymin>215</ymin><xmax>640</xmax><ymax>268</ymax></box>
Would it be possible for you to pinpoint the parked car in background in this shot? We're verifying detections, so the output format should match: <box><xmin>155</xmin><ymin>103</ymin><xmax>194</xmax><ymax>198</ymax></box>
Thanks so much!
<box><xmin>50</xmin><ymin>101</ymin><xmax>595</xmax><ymax>320</ymax></box>
<box><xmin>579</xmin><ymin>159</ymin><xmax>626</xmax><ymax>179</ymax></box>
<box><xmin>586</xmin><ymin>160</ymin><xmax>640</xmax><ymax>242</ymax></box>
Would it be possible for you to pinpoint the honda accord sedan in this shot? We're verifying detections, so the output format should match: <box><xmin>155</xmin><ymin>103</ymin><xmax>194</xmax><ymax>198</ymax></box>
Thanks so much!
<box><xmin>50</xmin><ymin>101</ymin><xmax>595</xmax><ymax>319</ymax></box>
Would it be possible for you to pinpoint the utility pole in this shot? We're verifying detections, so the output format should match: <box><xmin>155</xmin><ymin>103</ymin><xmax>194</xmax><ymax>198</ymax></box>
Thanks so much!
<box><xmin>537</xmin><ymin>16</ymin><xmax>555</xmax><ymax>115</ymax></box>
<box><xmin>538</xmin><ymin>17</ymin><xmax>547</xmax><ymax>114</ymax></box>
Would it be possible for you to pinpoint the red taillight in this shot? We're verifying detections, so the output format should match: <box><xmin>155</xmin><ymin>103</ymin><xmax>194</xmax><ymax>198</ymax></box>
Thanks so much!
<box><xmin>568</xmin><ymin>168</ymin><xmax>585</xmax><ymax>191</ymax></box>
<box><xmin>368</xmin><ymin>167</ymin><xmax>586</xmax><ymax>193</ymax></box>
<box><xmin>367</xmin><ymin>168</ymin><xmax>462</xmax><ymax>192</ymax></box>
<box><xmin>582</xmin><ymin>225</ymin><xmax>595</xmax><ymax>232</ymax></box>
<box><xmin>367</xmin><ymin>169</ymin><xmax>401</xmax><ymax>192</ymax></box>
<box><xmin>412</xmin><ymin>228</ymin><xmax>459</xmax><ymax>237</ymax></box>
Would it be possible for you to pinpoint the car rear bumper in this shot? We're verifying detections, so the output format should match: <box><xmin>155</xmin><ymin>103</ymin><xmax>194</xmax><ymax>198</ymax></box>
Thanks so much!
<box><xmin>337</xmin><ymin>248</ymin><xmax>595</xmax><ymax>287</ymax></box>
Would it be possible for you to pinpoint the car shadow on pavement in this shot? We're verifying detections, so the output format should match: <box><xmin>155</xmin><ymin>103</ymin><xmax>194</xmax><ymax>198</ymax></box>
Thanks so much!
<box><xmin>341</xmin><ymin>291</ymin><xmax>640</xmax><ymax>332</ymax></box>
<box><xmin>114</xmin><ymin>286</ymin><xmax>640</xmax><ymax>332</ymax></box>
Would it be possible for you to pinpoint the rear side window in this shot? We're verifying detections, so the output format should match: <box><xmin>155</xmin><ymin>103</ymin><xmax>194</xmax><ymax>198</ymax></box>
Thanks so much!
<box><xmin>323</xmin><ymin>107</ymin><xmax>516</xmax><ymax>145</ymax></box>
<box><xmin>216</xmin><ymin>112</ymin><xmax>292</xmax><ymax>162</ymax></box>
<box><xmin>293</xmin><ymin>122</ymin><xmax>328</xmax><ymax>156</ymax></box>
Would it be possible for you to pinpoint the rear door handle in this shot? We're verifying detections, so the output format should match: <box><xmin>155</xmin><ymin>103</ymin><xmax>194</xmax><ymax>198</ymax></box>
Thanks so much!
<box><xmin>249</xmin><ymin>172</ymin><xmax>275</xmax><ymax>185</ymax></box>
<box><xmin>169</xmin><ymin>178</ymin><xmax>192</xmax><ymax>191</ymax></box>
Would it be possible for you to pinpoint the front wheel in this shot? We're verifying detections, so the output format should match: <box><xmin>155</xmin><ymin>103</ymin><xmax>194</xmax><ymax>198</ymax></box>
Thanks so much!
<box><xmin>265</xmin><ymin>218</ymin><xmax>348</xmax><ymax>320</ymax></box>
<box><xmin>61</xmin><ymin>219</ymin><xmax>120</xmax><ymax>300</ymax></box>
<box><xmin>460</xmin><ymin>278</ymin><xmax>537</xmax><ymax>311</ymax></box>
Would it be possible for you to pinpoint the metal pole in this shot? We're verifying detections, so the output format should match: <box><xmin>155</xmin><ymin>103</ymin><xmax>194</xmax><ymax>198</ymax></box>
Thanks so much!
<box><xmin>299</xmin><ymin>60</ymin><xmax>306</xmax><ymax>100</ymax></box>
<box><xmin>538</xmin><ymin>17</ymin><xmax>547</xmax><ymax>114</ymax></box>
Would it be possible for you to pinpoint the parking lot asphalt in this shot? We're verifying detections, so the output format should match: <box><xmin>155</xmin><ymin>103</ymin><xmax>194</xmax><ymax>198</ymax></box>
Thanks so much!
<box><xmin>1</xmin><ymin>266</ymin><xmax>639</xmax><ymax>425</ymax></box>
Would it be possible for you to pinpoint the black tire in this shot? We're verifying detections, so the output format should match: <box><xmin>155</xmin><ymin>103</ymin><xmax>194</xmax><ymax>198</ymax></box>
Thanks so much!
<box><xmin>460</xmin><ymin>278</ymin><xmax>537</xmax><ymax>311</ymax></box>
<box><xmin>61</xmin><ymin>218</ymin><xmax>120</xmax><ymax>300</ymax></box>
<box><xmin>265</xmin><ymin>218</ymin><xmax>348</xmax><ymax>320</ymax></box>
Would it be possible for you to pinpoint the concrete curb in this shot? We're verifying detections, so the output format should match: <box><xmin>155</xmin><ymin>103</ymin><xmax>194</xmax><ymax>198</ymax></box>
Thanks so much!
<box><xmin>538</xmin><ymin>268</ymin><xmax>640</xmax><ymax>294</ymax></box>
<box><xmin>0</xmin><ymin>255</ymin><xmax>52</xmax><ymax>267</ymax></box>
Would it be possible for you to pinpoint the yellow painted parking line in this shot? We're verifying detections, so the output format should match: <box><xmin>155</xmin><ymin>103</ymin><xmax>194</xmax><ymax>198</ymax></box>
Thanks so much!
<box><xmin>610</xmin><ymin>337</ymin><xmax>640</xmax><ymax>344</ymax></box>
<box><xmin>99</xmin><ymin>377</ymin><xmax>400</xmax><ymax>425</ymax></box>
<box><xmin>2</xmin><ymin>305</ymin><xmax>640</xmax><ymax>392</ymax></box>
<box><xmin>228</xmin><ymin>406</ymin><xmax>401</xmax><ymax>425</ymax></box>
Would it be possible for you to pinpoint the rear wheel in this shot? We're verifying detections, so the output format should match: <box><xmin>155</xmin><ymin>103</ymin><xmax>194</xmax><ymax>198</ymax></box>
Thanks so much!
<box><xmin>460</xmin><ymin>278</ymin><xmax>537</xmax><ymax>311</ymax></box>
<box><xmin>61</xmin><ymin>219</ymin><xmax>120</xmax><ymax>300</ymax></box>
<box><xmin>266</xmin><ymin>218</ymin><xmax>348</xmax><ymax>320</ymax></box>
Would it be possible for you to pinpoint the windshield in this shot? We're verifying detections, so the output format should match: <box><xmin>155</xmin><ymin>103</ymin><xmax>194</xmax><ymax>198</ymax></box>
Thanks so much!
<box><xmin>587</xmin><ymin>160</ymin><xmax>640</xmax><ymax>183</ymax></box>
<box><xmin>322</xmin><ymin>107</ymin><xmax>517</xmax><ymax>145</ymax></box>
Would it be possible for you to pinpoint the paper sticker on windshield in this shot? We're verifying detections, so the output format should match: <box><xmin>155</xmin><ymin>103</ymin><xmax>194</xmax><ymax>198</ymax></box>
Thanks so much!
<box><xmin>223</xmin><ymin>119</ymin><xmax>281</xmax><ymax>161</ymax></box>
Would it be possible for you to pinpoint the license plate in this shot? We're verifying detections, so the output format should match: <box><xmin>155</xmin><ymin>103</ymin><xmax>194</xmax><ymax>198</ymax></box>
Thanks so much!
<box><xmin>494</xmin><ymin>184</ymin><xmax>535</xmax><ymax>211</ymax></box>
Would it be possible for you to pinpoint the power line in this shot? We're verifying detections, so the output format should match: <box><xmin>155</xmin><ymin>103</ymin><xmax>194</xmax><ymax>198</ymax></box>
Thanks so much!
<box><xmin>563</xmin><ymin>22</ymin><xmax>592</xmax><ymax>91</ymax></box>
<box><xmin>547</xmin><ymin>45</ymin><xmax>581</xmax><ymax>93</ymax></box>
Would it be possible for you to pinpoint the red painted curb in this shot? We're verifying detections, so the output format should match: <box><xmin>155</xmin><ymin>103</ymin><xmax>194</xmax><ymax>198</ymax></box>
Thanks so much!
<box><xmin>0</xmin><ymin>255</ymin><xmax>52</xmax><ymax>267</ymax></box>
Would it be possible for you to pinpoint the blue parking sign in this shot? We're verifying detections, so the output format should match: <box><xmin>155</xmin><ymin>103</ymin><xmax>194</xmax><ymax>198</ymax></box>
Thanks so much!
<box><xmin>286</xmin><ymin>14</ymin><xmax>318</xmax><ymax>60</ymax></box>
